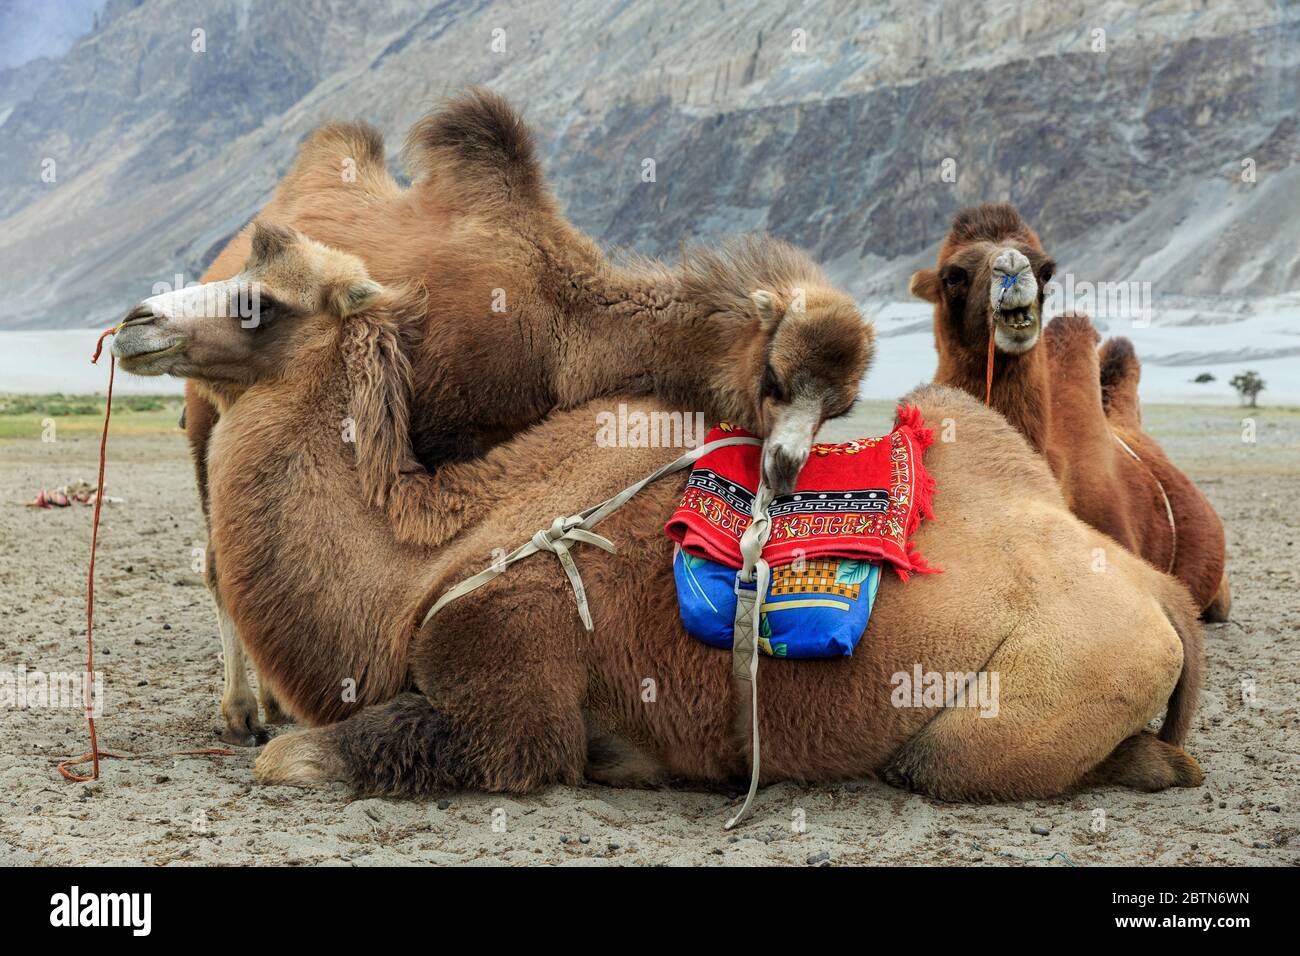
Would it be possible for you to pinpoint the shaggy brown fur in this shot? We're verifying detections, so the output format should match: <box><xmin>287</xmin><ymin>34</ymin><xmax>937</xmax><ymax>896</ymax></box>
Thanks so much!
<box><xmin>909</xmin><ymin>203</ymin><xmax>1057</xmax><ymax>458</ymax></box>
<box><xmin>245</xmin><ymin>374</ymin><xmax>1202</xmax><ymax>802</ymax></box>
<box><xmin>912</xmin><ymin>204</ymin><xmax>1228</xmax><ymax>621</ymax></box>
<box><xmin>178</xmin><ymin>90</ymin><xmax>871</xmax><ymax>740</ymax></box>
<box><xmin>116</xmin><ymin>222</ymin><xmax>873</xmax><ymax>728</ymax></box>
<box><xmin>115</xmin><ymin>226</ymin><xmax>1203</xmax><ymax>803</ymax></box>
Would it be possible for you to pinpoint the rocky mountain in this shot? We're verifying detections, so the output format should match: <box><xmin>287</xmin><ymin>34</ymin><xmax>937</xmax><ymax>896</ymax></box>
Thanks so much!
<box><xmin>0</xmin><ymin>0</ymin><xmax>1296</xmax><ymax>333</ymax></box>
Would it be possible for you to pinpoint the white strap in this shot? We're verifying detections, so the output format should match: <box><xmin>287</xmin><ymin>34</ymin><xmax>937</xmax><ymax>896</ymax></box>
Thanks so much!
<box><xmin>724</xmin><ymin>479</ymin><xmax>773</xmax><ymax>830</ymax></box>
<box><xmin>419</xmin><ymin>435</ymin><xmax>762</xmax><ymax>631</ymax></box>
<box><xmin>1112</xmin><ymin>430</ymin><xmax>1177</xmax><ymax>574</ymax></box>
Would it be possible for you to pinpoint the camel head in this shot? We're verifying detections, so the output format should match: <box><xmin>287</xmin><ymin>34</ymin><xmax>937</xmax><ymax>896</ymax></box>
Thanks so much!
<box><xmin>909</xmin><ymin>203</ymin><xmax>1056</xmax><ymax>358</ymax></box>
<box><xmin>746</xmin><ymin>286</ymin><xmax>874</xmax><ymax>495</ymax></box>
<box><xmin>112</xmin><ymin>222</ymin><xmax>383</xmax><ymax>393</ymax></box>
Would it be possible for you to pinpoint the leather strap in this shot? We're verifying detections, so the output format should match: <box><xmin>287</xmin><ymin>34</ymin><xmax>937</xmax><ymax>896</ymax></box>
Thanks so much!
<box><xmin>419</xmin><ymin>435</ymin><xmax>763</xmax><ymax>631</ymax></box>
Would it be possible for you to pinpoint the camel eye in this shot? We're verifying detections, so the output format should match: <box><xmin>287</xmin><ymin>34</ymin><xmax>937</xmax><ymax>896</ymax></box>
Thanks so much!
<box><xmin>943</xmin><ymin>267</ymin><xmax>967</xmax><ymax>289</ymax></box>
<box><xmin>247</xmin><ymin>291</ymin><xmax>291</xmax><ymax>328</ymax></box>
<box><xmin>762</xmin><ymin>364</ymin><xmax>785</xmax><ymax>403</ymax></box>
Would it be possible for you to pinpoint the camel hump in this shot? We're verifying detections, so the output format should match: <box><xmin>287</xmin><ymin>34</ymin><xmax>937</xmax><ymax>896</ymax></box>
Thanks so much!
<box><xmin>402</xmin><ymin>87</ymin><xmax>544</xmax><ymax>208</ymax></box>
<box><xmin>303</xmin><ymin>120</ymin><xmax>386</xmax><ymax>170</ymax></box>
<box><xmin>1044</xmin><ymin>310</ymin><xmax>1101</xmax><ymax>348</ymax></box>
<box><xmin>1098</xmin><ymin>335</ymin><xmax>1143</xmax><ymax>429</ymax></box>
<box><xmin>276</xmin><ymin>120</ymin><xmax>393</xmax><ymax>206</ymax></box>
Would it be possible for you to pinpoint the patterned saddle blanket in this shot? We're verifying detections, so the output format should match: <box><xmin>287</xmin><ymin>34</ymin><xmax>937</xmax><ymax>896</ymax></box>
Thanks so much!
<box><xmin>664</xmin><ymin>407</ymin><xmax>938</xmax><ymax>658</ymax></box>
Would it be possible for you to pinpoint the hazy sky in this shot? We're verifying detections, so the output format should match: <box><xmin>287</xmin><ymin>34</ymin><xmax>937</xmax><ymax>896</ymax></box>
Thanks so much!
<box><xmin>0</xmin><ymin>0</ymin><xmax>107</xmax><ymax>71</ymax></box>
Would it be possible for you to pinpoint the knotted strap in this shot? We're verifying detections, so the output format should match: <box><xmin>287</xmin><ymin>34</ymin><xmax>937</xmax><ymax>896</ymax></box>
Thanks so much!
<box><xmin>420</xmin><ymin>435</ymin><xmax>762</xmax><ymax>632</ymax></box>
<box><xmin>724</xmin><ymin>479</ymin><xmax>773</xmax><ymax>830</ymax></box>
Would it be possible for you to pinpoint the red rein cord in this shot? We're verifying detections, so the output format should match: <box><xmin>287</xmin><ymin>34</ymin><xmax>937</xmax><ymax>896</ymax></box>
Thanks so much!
<box><xmin>59</xmin><ymin>326</ymin><xmax>237</xmax><ymax>781</ymax></box>
<box><xmin>57</xmin><ymin>325</ymin><xmax>125</xmax><ymax>781</ymax></box>
<box><xmin>984</xmin><ymin>329</ymin><xmax>996</xmax><ymax>406</ymax></box>
<box><xmin>58</xmin><ymin>325</ymin><xmax>132</xmax><ymax>779</ymax></box>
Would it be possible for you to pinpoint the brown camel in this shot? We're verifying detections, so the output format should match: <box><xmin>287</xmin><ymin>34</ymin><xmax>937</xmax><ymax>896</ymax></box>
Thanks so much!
<box><xmin>910</xmin><ymin>203</ymin><xmax>1229</xmax><ymax>621</ymax></box>
<box><xmin>173</xmin><ymin>90</ymin><xmax>870</xmax><ymax>742</ymax></box>
<box><xmin>113</xmin><ymin>221</ymin><xmax>873</xmax><ymax>727</ymax></box>
<box><xmin>112</xmin><ymin>229</ymin><xmax>1204</xmax><ymax>807</ymax></box>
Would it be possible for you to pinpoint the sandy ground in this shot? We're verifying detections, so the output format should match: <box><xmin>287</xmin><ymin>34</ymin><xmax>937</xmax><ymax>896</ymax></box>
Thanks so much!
<box><xmin>0</xmin><ymin>402</ymin><xmax>1296</xmax><ymax>867</ymax></box>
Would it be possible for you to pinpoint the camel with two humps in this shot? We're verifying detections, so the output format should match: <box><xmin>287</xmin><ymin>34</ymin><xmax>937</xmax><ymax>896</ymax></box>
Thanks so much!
<box><xmin>911</xmin><ymin>203</ymin><xmax>1229</xmax><ymax>622</ymax></box>
<box><xmin>172</xmin><ymin>90</ymin><xmax>870</xmax><ymax>742</ymax></box>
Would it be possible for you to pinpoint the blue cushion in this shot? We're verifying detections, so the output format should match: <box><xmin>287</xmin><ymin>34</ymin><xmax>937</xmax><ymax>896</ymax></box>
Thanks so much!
<box><xmin>673</xmin><ymin>547</ymin><xmax>881</xmax><ymax>658</ymax></box>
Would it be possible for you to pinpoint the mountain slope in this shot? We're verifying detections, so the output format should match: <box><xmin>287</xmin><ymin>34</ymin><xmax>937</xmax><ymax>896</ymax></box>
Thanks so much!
<box><xmin>0</xmin><ymin>0</ymin><xmax>1296</xmax><ymax>331</ymax></box>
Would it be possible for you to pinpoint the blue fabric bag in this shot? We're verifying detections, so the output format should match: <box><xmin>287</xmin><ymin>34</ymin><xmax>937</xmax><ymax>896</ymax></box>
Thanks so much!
<box><xmin>672</xmin><ymin>546</ymin><xmax>881</xmax><ymax>658</ymax></box>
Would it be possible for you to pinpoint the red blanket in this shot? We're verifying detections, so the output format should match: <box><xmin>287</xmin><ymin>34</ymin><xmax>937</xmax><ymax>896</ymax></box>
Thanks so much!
<box><xmin>665</xmin><ymin>405</ymin><xmax>938</xmax><ymax>580</ymax></box>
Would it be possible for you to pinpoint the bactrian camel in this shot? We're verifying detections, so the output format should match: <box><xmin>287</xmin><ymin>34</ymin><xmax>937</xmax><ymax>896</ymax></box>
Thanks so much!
<box><xmin>174</xmin><ymin>90</ymin><xmax>870</xmax><ymax>743</ymax></box>
<box><xmin>115</xmin><ymin>220</ymin><xmax>873</xmax><ymax>726</ymax></box>
<box><xmin>910</xmin><ymin>203</ymin><xmax>1229</xmax><ymax>621</ymax></box>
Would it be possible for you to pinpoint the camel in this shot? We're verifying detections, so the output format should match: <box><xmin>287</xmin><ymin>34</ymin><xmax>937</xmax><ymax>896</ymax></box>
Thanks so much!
<box><xmin>113</xmin><ymin>221</ymin><xmax>873</xmax><ymax>727</ymax></box>
<box><xmin>111</xmin><ymin>228</ymin><xmax>1204</xmax><ymax>807</ymax></box>
<box><xmin>173</xmin><ymin>90</ymin><xmax>870</xmax><ymax>743</ymax></box>
<box><xmin>910</xmin><ymin>203</ymin><xmax>1229</xmax><ymax>621</ymax></box>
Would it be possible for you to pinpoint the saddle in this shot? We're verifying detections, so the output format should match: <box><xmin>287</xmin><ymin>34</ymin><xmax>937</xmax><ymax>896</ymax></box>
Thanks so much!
<box><xmin>665</xmin><ymin>412</ymin><xmax>937</xmax><ymax>659</ymax></box>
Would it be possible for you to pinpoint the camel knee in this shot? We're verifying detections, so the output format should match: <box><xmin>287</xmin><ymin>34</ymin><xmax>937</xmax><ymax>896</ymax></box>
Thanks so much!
<box><xmin>314</xmin><ymin>691</ymin><xmax>582</xmax><ymax>798</ymax></box>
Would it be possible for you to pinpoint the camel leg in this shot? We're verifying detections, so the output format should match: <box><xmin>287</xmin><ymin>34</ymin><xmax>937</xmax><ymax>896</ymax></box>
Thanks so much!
<box><xmin>208</xmin><ymin>547</ymin><xmax>268</xmax><ymax>747</ymax></box>
<box><xmin>258</xmin><ymin>597</ymin><xmax>589</xmax><ymax>792</ymax></box>
<box><xmin>882</xmin><ymin>599</ymin><xmax>1197</xmax><ymax>801</ymax></box>
<box><xmin>1202</xmin><ymin>569</ymin><xmax>1232</xmax><ymax>623</ymax></box>
<box><xmin>255</xmin><ymin>689</ymin><xmax>586</xmax><ymax>794</ymax></box>
<box><xmin>216</xmin><ymin>598</ymin><xmax>268</xmax><ymax>746</ymax></box>
<box><xmin>258</xmin><ymin>681</ymin><xmax>293</xmax><ymax>725</ymax></box>
<box><xmin>1080</xmin><ymin>732</ymin><xmax>1203</xmax><ymax>791</ymax></box>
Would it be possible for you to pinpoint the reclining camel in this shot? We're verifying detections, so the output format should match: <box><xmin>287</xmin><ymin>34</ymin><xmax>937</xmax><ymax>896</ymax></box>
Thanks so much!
<box><xmin>114</xmin><ymin>222</ymin><xmax>872</xmax><ymax>725</ymax></box>
<box><xmin>175</xmin><ymin>91</ymin><xmax>869</xmax><ymax>742</ymax></box>
<box><xmin>910</xmin><ymin>203</ymin><xmax>1229</xmax><ymax>621</ymax></box>
<box><xmin>112</xmin><ymin>228</ymin><xmax>1204</xmax><ymax>805</ymax></box>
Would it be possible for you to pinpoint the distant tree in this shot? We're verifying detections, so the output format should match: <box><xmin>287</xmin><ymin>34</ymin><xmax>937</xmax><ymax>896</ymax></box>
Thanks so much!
<box><xmin>1192</xmin><ymin>372</ymin><xmax>1215</xmax><ymax>384</ymax></box>
<box><xmin>1229</xmin><ymin>370</ymin><xmax>1265</xmax><ymax>408</ymax></box>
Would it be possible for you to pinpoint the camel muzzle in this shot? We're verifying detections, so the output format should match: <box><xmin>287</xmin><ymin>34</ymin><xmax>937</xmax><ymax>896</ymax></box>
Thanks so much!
<box><xmin>762</xmin><ymin>446</ymin><xmax>806</xmax><ymax>497</ymax></box>
<box><xmin>989</xmin><ymin>249</ymin><xmax>1040</xmax><ymax>354</ymax></box>
<box><xmin>110</xmin><ymin>310</ymin><xmax>185</xmax><ymax>371</ymax></box>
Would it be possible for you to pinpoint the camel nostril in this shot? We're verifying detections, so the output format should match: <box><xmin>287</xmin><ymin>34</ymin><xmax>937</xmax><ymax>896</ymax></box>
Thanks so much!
<box><xmin>991</xmin><ymin>249</ymin><xmax>1032</xmax><ymax>281</ymax></box>
<box><xmin>121</xmin><ymin>305</ymin><xmax>157</xmax><ymax>326</ymax></box>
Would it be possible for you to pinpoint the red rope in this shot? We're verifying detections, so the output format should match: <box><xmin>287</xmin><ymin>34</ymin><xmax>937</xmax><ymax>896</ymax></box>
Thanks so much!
<box><xmin>59</xmin><ymin>325</ymin><xmax>124</xmax><ymax>782</ymax></box>
<box><xmin>984</xmin><ymin>327</ymin><xmax>996</xmax><ymax>406</ymax></box>
<box><xmin>59</xmin><ymin>326</ymin><xmax>241</xmax><ymax>782</ymax></box>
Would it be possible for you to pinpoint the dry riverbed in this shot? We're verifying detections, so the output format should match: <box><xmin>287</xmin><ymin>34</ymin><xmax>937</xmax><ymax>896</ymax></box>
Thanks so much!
<box><xmin>1</xmin><ymin>402</ymin><xmax>1296</xmax><ymax>866</ymax></box>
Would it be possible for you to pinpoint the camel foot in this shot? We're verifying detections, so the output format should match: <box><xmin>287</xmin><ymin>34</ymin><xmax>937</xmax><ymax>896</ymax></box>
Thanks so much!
<box><xmin>1084</xmin><ymin>733</ymin><xmax>1204</xmax><ymax>792</ymax></box>
<box><xmin>1202</xmin><ymin>570</ymin><xmax>1231</xmax><ymax>623</ymax></box>
<box><xmin>255</xmin><ymin>728</ymin><xmax>345</xmax><ymax>788</ymax></box>
<box><xmin>220</xmin><ymin>694</ymin><xmax>270</xmax><ymax>747</ymax></box>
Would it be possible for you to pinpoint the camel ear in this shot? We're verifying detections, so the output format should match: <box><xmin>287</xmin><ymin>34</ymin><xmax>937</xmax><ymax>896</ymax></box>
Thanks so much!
<box><xmin>250</xmin><ymin>220</ymin><xmax>296</xmax><ymax>262</ymax></box>
<box><xmin>750</xmin><ymin>290</ymin><xmax>784</xmax><ymax>331</ymax></box>
<box><xmin>909</xmin><ymin>268</ymin><xmax>940</xmax><ymax>303</ymax></box>
<box><xmin>328</xmin><ymin>278</ymin><xmax>384</xmax><ymax>318</ymax></box>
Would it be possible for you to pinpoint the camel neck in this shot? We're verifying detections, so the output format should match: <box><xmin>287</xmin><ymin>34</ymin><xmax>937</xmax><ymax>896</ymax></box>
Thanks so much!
<box><xmin>552</xmin><ymin>264</ymin><xmax>741</xmax><ymax>424</ymax></box>
<box><xmin>936</xmin><ymin>334</ymin><xmax>1052</xmax><ymax>455</ymax></box>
